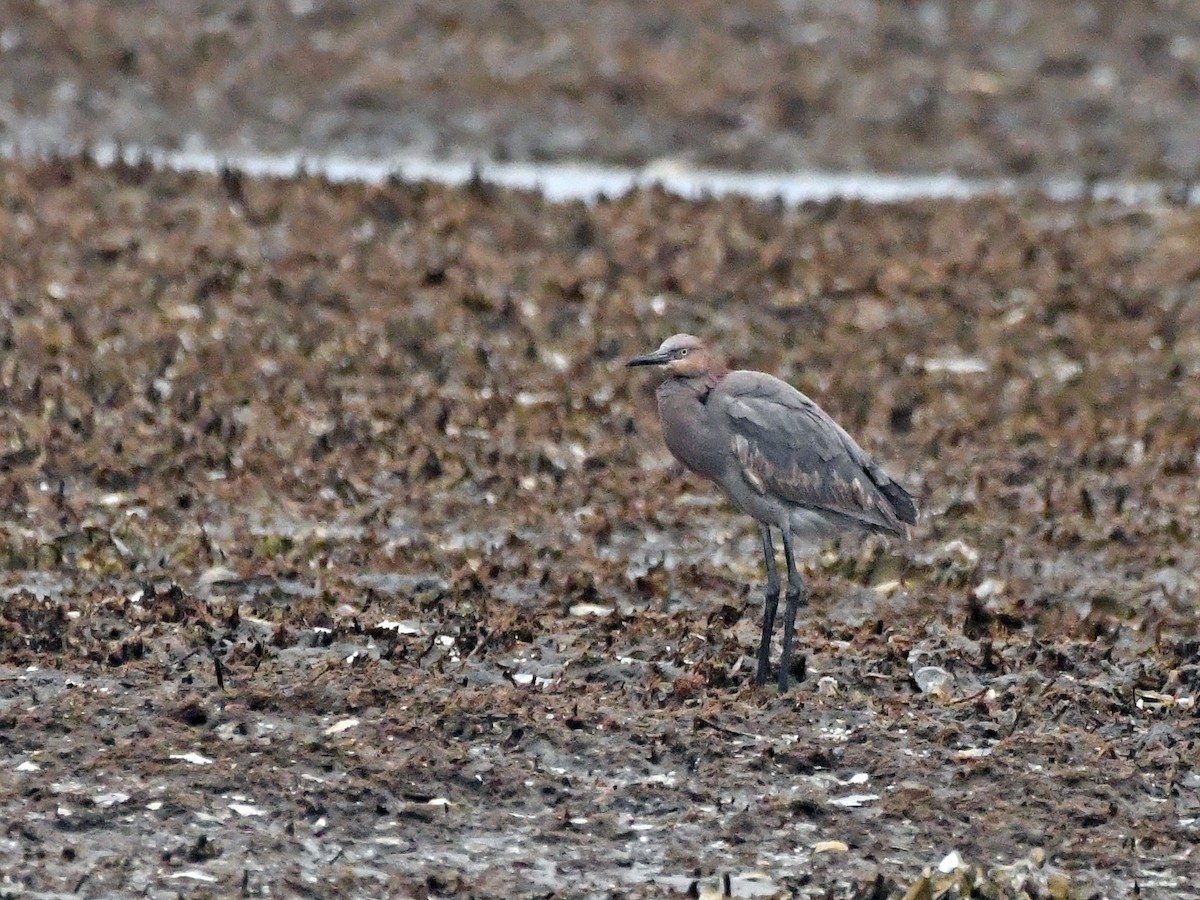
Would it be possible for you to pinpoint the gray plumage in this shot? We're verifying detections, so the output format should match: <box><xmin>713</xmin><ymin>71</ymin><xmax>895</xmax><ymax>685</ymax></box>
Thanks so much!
<box><xmin>627</xmin><ymin>333</ymin><xmax>917</xmax><ymax>691</ymax></box>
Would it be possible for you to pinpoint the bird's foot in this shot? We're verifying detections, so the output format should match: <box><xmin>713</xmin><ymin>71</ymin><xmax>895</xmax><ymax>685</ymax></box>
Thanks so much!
<box><xmin>754</xmin><ymin>654</ymin><xmax>771</xmax><ymax>689</ymax></box>
<box><xmin>776</xmin><ymin>653</ymin><xmax>807</xmax><ymax>692</ymax></box>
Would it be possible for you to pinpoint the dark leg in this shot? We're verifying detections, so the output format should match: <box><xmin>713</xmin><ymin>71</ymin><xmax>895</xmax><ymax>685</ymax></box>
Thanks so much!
<box><xmin>756</xmin><ymin>524</ymin><xmax>781</xmax><ymax>687</ymax></box>
<box><xmin>777</xmin><ymin>527</ymin><xmax>808</xmax><ymax>692</ymax></box>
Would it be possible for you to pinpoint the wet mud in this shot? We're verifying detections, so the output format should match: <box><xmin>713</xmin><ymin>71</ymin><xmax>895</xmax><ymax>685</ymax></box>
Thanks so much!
<box><xmin>0</xmin><ymin>156</ymin><xmax>1199</xmax><ymax>897</ymax></box>
<box><xmin>5</xmin><ymin>1</ymin><xmax>1200</xmax><ymax>179</ymax></box>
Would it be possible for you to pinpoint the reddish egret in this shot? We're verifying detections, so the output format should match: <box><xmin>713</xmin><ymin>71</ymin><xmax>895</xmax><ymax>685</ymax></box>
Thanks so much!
<box><xmin>627</xmin><ymin>334</ymin><xmax>917</xmax><ymax>690</ymax></box>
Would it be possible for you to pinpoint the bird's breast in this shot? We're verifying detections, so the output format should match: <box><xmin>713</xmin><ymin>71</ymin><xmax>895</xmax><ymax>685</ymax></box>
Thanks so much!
<box><xmin>655</xmin><ymin>381</ymin><xmax>730</xmax><ymax>483</ymax></box>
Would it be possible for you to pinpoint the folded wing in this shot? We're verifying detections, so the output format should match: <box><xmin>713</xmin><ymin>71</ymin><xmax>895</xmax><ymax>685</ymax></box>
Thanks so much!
<box><xmin>718</xmin><ymin>372</ymin><xmax>918</xmax><ymax>535</ymax></box>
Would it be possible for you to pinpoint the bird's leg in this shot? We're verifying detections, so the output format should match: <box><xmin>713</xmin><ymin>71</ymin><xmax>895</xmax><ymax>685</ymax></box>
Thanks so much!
<box><xmin>755</xmin><ymin>523</ymin><xmax>781</xmax><ymax>688</ymax></box>
<box><xmin>777</xmin><ymin>527</ymin><xmax>808</xmax><ymax>692</ymax></box>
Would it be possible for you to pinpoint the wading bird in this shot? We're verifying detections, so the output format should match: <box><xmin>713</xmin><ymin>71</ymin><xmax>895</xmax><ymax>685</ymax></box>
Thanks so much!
<box><xmin>627</xmin><ymin>334</ymin><xmax>917</xmax><ymax>691</ymax></box>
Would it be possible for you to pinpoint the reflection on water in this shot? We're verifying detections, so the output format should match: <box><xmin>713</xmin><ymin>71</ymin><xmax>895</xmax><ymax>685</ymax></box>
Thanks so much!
<box><xmin>3</xmin><ymin>142</ymin><xmax>1194</xmax><ymax>207</ymax></box>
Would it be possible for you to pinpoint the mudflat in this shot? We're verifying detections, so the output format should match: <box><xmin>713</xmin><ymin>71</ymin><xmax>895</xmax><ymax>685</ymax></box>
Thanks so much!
<box><xmin>0</xmin><ymin>156</ymin><xmax>1197</xmax><ymax>896</ymax></box>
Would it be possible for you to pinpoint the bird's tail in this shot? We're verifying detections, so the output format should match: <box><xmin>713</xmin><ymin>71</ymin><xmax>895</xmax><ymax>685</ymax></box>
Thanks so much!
<box><xmin>860</xmin><ymin>460</ymin><xmax>919</xmax><ymax>533</ymax></box>
<box><xmin>878</xmin><ymin>478</ymin><xmax>919</xmax><ymax>526</ymax></box>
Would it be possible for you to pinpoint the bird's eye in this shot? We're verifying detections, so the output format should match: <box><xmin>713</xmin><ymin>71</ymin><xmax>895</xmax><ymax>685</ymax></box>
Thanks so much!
<box><xmin>678</xmin><ymin>348</ymin><xmax>688</xmax><ymax>357</ymax></box>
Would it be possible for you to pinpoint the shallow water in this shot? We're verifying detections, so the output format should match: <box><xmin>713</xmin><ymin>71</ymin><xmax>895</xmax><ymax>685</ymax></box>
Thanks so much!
<box><xmin>5</xmin><ymin>142</ymin><xmax>1196</xmax><ymax>207</ymax></box>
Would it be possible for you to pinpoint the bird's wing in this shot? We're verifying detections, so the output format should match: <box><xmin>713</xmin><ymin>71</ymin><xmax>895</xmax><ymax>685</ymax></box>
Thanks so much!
<box><xmin>718</xmin><ymin>372</ymin><xmax>917</xmax><ymax>533</ymax></box>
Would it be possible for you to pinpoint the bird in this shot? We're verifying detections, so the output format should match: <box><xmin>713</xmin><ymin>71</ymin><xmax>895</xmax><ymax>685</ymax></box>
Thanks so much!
<box><xmin>626</xmin><ymin>333</ymin><xmax>918</xmax><ymax>691</ymax></box>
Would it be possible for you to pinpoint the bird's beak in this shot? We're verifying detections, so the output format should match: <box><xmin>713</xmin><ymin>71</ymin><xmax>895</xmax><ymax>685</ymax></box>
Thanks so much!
<box><xmin>625</xmin><ymin>348</ymin><xmax>672</xmax><ymax>368</ymax></box>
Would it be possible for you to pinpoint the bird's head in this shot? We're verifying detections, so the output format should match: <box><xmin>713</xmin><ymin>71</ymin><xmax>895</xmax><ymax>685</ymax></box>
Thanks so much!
<box><xmin>625</xmin><ymin>333</ymin><xmax>718</xmax><ymax>378</ymax></box>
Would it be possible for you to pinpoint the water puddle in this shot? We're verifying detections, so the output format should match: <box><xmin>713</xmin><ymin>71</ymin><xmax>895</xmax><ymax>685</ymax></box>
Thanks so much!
<box><xmin>0</xmin><ymin>572</ymin><xmax>71</xmax><ymax>601</ymax></box>
<box><xmin>633</xmin><ymin>869</ymin><xmax>784</xmax><ymax>898</ymax></box>
<box><xmin>4</xmin><ymin>142</ymin><xmax>1195</xmax><ymax>207</ymax></box>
